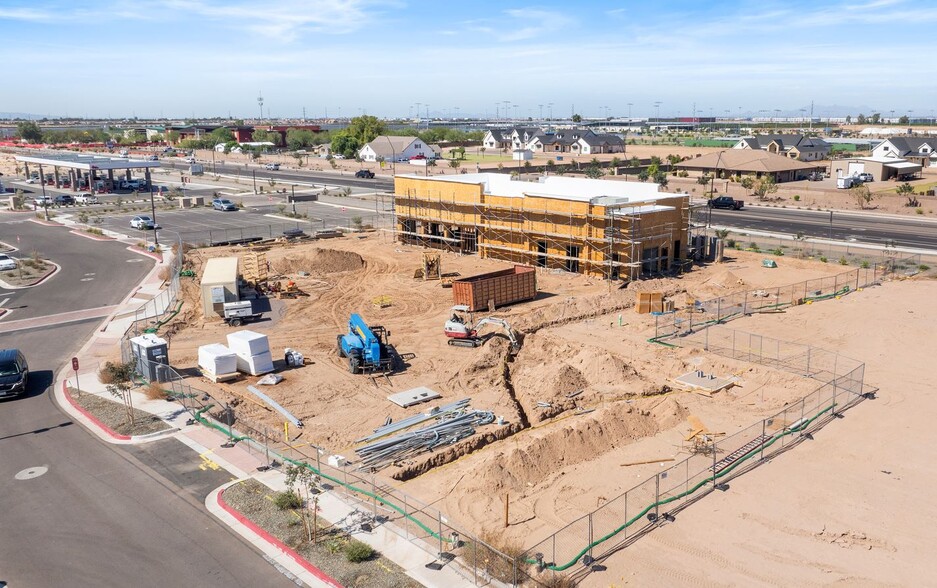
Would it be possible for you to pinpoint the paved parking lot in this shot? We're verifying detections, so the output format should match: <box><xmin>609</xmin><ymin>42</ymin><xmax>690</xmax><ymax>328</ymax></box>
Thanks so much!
<box><xmin>93</xmin><ymin>197</ymin><xmax>392</xmax><ymax>245</ymax></box>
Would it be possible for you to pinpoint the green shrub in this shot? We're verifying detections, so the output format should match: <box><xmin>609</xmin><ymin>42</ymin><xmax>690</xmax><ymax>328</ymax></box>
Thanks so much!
<box><xmin>839</xmin><ymin>257</ymin><xmax>848</xmax><ymax>265</ymax></box>
<box><xmin>344</xmin><ymin>539</ymin><xmax>375</xmax><ymax>563</ymax></box>
<box><xmin>749</xmin><ymin>242</ymin><xmax>760</xmax><ymax>252</ymax></box>
<box><xmin>771</xmin><ymin>248</ymin><xmax>784</xmax><ymax>256</ymax></box>
<box><xmin>860</xmin><ymin>260</ymin><xmax>870</xmax><ymax>269</ymax></box>
<box><xmin>726</xmin><ymin>239</ymin><xmax>736</xmax><ymax>248</ymax></box>
<box><xmin>273</xmin><ymin>490</ymin><xmax>302</xmax><ymax>510</ymax></box>
<box><xmin>820</xmin><ymin>256</ymin><xmax>828</xmax><ymax>263</ymax></box>
<box><xmin>916</xmin><ymin>208</ymin><xmax>924</xmax><ymax>215</ymax></box>
<box><xmin>919</xmin><ymin>264</ymin><xmax>931</xmax><ymax>272</ymax></box>
<box><xmin>793</xmin><ymin>195</ymin><xmax>800</xmax><ymax>201</ymax></box>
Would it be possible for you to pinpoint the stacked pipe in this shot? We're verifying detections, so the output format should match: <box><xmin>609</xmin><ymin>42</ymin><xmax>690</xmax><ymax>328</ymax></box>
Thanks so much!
<box><xmin>355</xmin><ymin>407</ymin><xmax>495</xmax><ymax>470</ymax></box>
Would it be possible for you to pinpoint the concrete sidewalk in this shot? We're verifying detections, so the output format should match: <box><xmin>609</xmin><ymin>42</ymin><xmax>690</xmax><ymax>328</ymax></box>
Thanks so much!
<box><xmin>53</xmin><ymin>248</ymin><xmax>480</xmax><ymax>588</ymax></box>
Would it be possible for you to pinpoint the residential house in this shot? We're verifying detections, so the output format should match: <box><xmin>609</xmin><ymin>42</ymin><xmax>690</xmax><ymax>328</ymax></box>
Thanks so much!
<box><xmin>733</xmin><ymin>134</ymin><xmax>831</xmax><ymax>161</ymax></box>
<box><xmin>527</xmin><ymin>129</ymin><xmax>625</xmax><ymax>155</ymax></box>
<box><xmin>358</xmin><ymin>136</ymin><xmax>435</xmax><ymax>162</ymax></box>
<box><xmin>676</xmin><ymin>150</ymin><xmax>825</xmax><ymax>183</ymax></box>
<box><xmin>872</xmin><ymin>137</ymin><xmax>937</xmax><ymax>168</ymax></box>
<box><xmin>482</xmin><ymin>127</ymin><xmax>543</xmax><ymax>151</ymax></box>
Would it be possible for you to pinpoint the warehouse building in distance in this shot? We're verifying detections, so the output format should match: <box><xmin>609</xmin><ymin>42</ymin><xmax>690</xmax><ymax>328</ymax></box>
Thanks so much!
<box><xmin>393</xmin><ymin>173</ymin><xmax>690</xmax><ymax>280</ymax></box>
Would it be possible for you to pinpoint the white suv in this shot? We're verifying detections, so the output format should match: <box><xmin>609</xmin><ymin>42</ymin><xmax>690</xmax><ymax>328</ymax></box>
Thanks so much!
<box><xmin>75</xmin><ymin>193</ymin><xmax>98</xmax><ymax>204</ymax></box>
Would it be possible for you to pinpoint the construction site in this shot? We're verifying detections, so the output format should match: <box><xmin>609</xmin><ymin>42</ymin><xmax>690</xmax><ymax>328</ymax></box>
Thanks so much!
<box><xmin>140</xmin><ymin>197</ymin><xmax>919</xmax><ymax>584</ymax></box>
<box><xmin>393</xmin><ymin>173</ymin><xmax>690</xmax><ymax>280</ymax></box>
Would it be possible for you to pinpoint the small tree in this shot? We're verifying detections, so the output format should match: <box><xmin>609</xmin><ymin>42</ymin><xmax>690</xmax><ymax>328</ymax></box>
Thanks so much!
<box><xmin>850</xmin><ymin>183</ymin><xmax>873</xmax><ymax>209</ymax></box>
<box><xmin>99</xmin><ymin>361</ymin><xmax>137</xmax><ymax>425</ymax></box>
<box><xmin>585</xmin><ymin>164</ymin><xmax>604</xmax><ymax>179</ymax></box>
<box><xmin>285</xmin><ymin>464</ymin><xmax>322</xmax><ymax>543</ymax></box>
<box><xmin>545</xmin><ymin>159</ymin><xmax>555</xmax><ymax>174</ymax></box>
<box><xmin>448</xmin><ymin>159</ymin><xmax>460</xmax><ymax>170</ymax></box>
<box><xmin>752</xmin><ymin>175</ymin><xmax>778</xmax><ymax>200</ymax></box>
<box><xmin>740</xmin><ymin>176</ymin><xmax>755</xmax><ymax>190</ymax></box>
<box><xmin>351</xmin><ymin>215</ymin><xmax>363</xmax><ymax>229</ymax></box>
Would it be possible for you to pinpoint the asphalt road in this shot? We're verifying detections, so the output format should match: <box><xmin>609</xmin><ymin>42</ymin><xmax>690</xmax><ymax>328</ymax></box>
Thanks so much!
<box><xmin>702</xmin><ymin>206</ymin><xmax>937</xmax><ymax>250</ymax></box>
<box><xmin>0</xmin><ymin>218</ymin><xmax>295</xmax><ymax>588</ymax></box>
<box><xmin>160</xmin><ymin>159</ymin><xmax>395</xmax><ymax>191</ymax></box>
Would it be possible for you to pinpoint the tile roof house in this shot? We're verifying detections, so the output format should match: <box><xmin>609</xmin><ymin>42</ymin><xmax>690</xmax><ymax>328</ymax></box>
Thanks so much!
<box><xmin>871</xmin><ymin>137</ymin><xmax>937</xmax><ymax>167</ymax></box>
<box><xmin>733</xmin><ymin>134</ymin><xmax>830</xmax><ymax>161</ymax></box>
<box><xmin>358</xmin><ymin>136</ymin><xmax>435</xmax><ymax>162</ymax></box>
<box><xmin>528</xmin><ymin>129</ymin><xmax>625</xmax><ymax>155</ymax></box>
<box><xmin>676</xmin><ymin>150</ymin><xmax>824</xmax><ymax>182</ymax></box>
<box><xmin>483</xmin><ymin>127</ymin><xmax>543</xmax><ymax>151</ymax></box>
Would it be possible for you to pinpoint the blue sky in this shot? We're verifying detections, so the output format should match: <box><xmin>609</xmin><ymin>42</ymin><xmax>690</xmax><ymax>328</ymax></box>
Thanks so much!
<box><xmin>1</xmin><ymin>0</ymin><xmax>935</xmax><ymax>119</ymax></box>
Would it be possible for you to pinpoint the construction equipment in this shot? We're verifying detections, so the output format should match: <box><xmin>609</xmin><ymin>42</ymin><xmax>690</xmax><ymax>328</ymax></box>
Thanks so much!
<box><xmin>444</xmin><ymin>305</ymin><xmax>520</xmax><ymax>352</ymax></box>
<box><xmin>222</xmin><ymin>301</ymin><xmax>263</xmax><ymax>327</ymax></box>
<box><xmin>337</xmin><ymin>313</ymin><xmax>394</xmax><ymax>374</ymax></box>
<box><xmin>422</xmin><ymin>251</ymin><xmax>441</xmax><ymax>280</ymax></box>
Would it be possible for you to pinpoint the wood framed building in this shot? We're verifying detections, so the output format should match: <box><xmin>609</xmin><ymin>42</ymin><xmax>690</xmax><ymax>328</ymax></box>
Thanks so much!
<box><xmin>393</xmin><ymin>173</ymin><xmax>690</xmax><ymax>280</ymax></box>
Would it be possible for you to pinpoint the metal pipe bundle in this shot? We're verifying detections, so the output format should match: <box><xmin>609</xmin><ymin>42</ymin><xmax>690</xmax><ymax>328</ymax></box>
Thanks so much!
<box><xmin>355</xmin><ymin>409</ymin><xmax>495</xmax><ymax>470</ymax></box>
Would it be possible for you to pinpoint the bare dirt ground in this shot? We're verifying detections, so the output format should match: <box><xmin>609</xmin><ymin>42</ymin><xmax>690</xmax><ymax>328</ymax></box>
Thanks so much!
<box><xmin>590</xmin><ymin>278</ymin><xmax>937</xmax><ymax>587</ymax></box>
<box><xmin>164</xmin><ymin>235</ymin><xmax>861</xmax><ymax>553</ymax></box>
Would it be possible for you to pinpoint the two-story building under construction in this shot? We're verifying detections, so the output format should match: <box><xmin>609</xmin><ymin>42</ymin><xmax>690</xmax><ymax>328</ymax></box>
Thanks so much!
<box><xmin>394</xmin><ymin>173</ymin><xmax>690</xmax><ymax>280</ymax></box>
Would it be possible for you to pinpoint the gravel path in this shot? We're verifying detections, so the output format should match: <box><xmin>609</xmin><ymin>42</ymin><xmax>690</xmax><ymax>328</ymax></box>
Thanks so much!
<box><xmin>68</xmin><ymin>388</ymin><xmax>171</xmax><ymax>436</ymax></box>
<box><xmin>224</xmin><ymin>479</ymin><xmax>423</xmax><ymax>588</ymax></box>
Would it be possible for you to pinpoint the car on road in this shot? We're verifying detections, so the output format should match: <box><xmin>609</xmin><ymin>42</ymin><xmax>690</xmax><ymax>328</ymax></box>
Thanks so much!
<box><xmin>130</xmin><ymin>215</ymin><xmax>156</xmax><ymax>230</ymax></box>
<box><xmin>184</xmin><ymin>157</ymin><xmax>196</xmax><ymax>164</ymax></box>
<box><xmin>333</xmin><ymin>154</ymin><xmax>346</xmax><ymax>159</ymax></box>
<box><xmin>264</xmin><ymin>163</ymin><xmax>280</xmax><ymax>170</ymax></box>
<box><xmin>145</xmin><ymin>154</ymin><xmax>159</xmax><ymax>161</ymax></box>
<box><xmin>32</xmin><ymin>195</ymin><xmax>54</xmax><ymax>207</ymax></box>
<box><xmin>212</xmin><ymin>198</ymin><xmax>237</xmax><ymax>211</ymax></box>
<box><xmin>25</xmin><ymin>177</ymin><xmax>38</xmax><ymax>184</ymax></box>
<box><xmin>75</xmin><ymin>193</ymin><xmax>98</xmax><ymax>204</ymax></box>
<box><xmin>54</xmin><ymin>194</ymin><xmax>75</xmax><ymax>206</ymax></box>
<box><xmin>355</xmin><ymin>169</ymin><xmax>375</xmax><ymax>179</ymax></box>
<box><xmin>0</xmin><ymin>254</ymin><xmax>17</xmax><ymax>271</ymax></box>
<box><xmin>0</xmin><ymin>349</ymin><xmax>29</xmax><ymax>399</ymax></box>
<box><xmin>707</xmin><ymin>195</ymin><xmax>745</xmax><ymax>210</ymax></box>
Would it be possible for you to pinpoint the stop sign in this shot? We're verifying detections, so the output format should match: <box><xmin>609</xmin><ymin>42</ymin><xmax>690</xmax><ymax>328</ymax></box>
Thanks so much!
<box><xmin>71</xmin><ymin>357</ymin><xmax>79</xmax><ymax>371</ymax></box>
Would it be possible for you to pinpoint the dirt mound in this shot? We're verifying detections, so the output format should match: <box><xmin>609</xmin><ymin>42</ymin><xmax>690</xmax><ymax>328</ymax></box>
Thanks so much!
<box><xmin>510</xmin><ymin>332</ymin><xmax>642</xmax><ymax>420</ymax></box>
<box><xmin>271</xmin><ymin>249</ymin><xmax>365</xmax><ymax>275</ymax></box>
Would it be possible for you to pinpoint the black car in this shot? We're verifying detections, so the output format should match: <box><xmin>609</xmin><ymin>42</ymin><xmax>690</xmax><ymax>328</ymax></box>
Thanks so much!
<box><xmin>707</xmin><ymin>195</ymin><xmax>744</xmax><ymax>210</ymax></box>
<box><xmin>54</xmin><ymin>194</ymin><xmax>75</xmax><ymax>206</ymax></box>
<box><xmin>355</xmin><ymin>169</ymin><xmax>375</xmax><ymax>179</ymax></box>
<box><xmin>0</xmin><ymin>349</ymin><xmax>29</xmax><ymax>398</ymax></box>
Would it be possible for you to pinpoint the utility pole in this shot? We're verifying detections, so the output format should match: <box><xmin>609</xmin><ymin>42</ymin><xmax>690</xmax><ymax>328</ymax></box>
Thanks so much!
<box><xmin>257</xmin><ymin>92</ymin><xmax>264</xmax><ymax>122</ymax></box>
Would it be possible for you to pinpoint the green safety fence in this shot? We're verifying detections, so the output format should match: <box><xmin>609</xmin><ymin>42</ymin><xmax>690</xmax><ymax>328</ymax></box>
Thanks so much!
<box><xmin>528</xmin><ymin>401</ymin><xmax>837</xmax><ymax>571</ymax></box>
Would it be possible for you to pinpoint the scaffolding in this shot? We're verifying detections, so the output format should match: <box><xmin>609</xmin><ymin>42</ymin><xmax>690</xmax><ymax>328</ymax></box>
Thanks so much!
<box><xmin>393</xmin><ymin>180</ymin><xmax>690</xmax><ymax>280</ymax></box>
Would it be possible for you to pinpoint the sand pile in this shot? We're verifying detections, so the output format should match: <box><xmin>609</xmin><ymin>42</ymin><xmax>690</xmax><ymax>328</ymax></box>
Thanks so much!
<box><xmin>510</xmin><ymin>332</ymin><xmax>643</xmax><ymax>421</ymax></box>
<box><xmin>450</xmin><ymin>397</ymin><xmax>688</xmax><ymax>496</ymax></box>
<box><xmin>271</xmin><ymin>249</ymin><xmax>365</xmax><ymax>275</ymax></box>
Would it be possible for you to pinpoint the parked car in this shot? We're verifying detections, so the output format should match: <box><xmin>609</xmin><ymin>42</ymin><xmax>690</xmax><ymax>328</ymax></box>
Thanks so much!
<box><xmin>264</xmin><ymin>163</ymin><xmax>280</xmax><ymax>170</ymax></box>
<box><xmin>857</xmin><ymin>172</ymin><xmax>874</xmax><ymax>183</ymax></box>
<box><xmin>807</xmin><ymin>171</ymin><xmax>824</xmax><ymax>181</ymax></box>
<box><xmin>54</xmin><ymin>194</ymin><xmax>75</xmax><ymax>206</ymax></box>
<box><xmin>130</xmin><ymin>215</ymin><xmax>156</xmax><ymax>230</ymax></box>
<box><xmin>120</xmin><ymin>180</ymin><xmax>146</xmax><ymax>191</ymax></box>
<box><xmin>32</xmin><ymin>195</ymin><xmax>54</xmax><ymax>207</ymax></box>
<box><xmin>0</xmin><ymin>254</ymin><xmax>17</xmax><ymax>271</ymax></box>
<box><xmin>707</xmin><ymin>195</ymin><xmax>744</xmax><ymax>210</ymax></box>
<box><xmin>410</xmin><ymin>154</ymin><xmax>426</xmax><ymax>160</ymax></box>
<box><xmin>212</xmin><ymin>198</ymin><xmax>237</xmax><ymax>211</ymax></box>
<box><xmin>24</xmin><ymin>177</ymin><xmax>37</xmax><ymax>184</ymax></box>
<box><xmin>0</xmin><ymin>349</ymin><xmax>29</xmax><ymax>399</ymax></box>
<box><xmin>355</xmin><ymin>169</ymin><xmax>375</xmax><ymax>179</ymax></box>
<box><xmin>75</xmin><ymin>193</ymin><xmax>98</xmax><ymax>204</ymax></box>
<box><xmin>333</xmin><ymin>154</ymin><xmax>346</xmax><ymax>159</ymax></box>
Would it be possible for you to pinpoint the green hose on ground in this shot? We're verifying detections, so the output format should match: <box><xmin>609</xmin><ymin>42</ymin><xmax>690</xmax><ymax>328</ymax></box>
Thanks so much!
<box><xmin>529</xmin><ymin>402</ymin><xmax>836</xmax><ymax>571</ymax></box>
<box><xmin>144</xmin><ymin>300</ymin><xmax>184</xmax><ymax>334</ymax></box>
<box><xmin>193</xmin><ymin>404</ymin><xmax>250</xmax><ymax>442</ymax></box>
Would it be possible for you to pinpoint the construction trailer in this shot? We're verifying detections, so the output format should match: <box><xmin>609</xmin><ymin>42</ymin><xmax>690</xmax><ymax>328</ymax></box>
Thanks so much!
<box><xmin>393</xmin><ymin>173</ymin><xmax>691</xmax><ymax>280</ymax></box>
<box><xmin>200</xmin><ymin>257</ymin><xmax>240</xmax><ymax>316</ymax></box>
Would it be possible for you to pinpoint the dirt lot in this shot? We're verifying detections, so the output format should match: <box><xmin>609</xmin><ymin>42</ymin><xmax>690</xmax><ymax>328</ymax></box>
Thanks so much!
<box><xmin>164</xmin><ymin>234</ymin><xmax>858</xmax><ymax>549</ymax></box>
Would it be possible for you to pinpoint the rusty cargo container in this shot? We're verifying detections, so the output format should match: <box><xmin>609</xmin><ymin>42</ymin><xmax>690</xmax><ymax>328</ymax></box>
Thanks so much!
<box><xmin>451</xmin><ymin>265</ymin><xmax>537</xmax><ymax>311</ymax></box>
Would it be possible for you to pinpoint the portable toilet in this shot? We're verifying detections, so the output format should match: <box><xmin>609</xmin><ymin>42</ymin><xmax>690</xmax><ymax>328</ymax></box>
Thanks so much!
<box><xmin>129</xmin><ymin>333</ymin><xmax>170</xmax><ymax>382</ymax></box>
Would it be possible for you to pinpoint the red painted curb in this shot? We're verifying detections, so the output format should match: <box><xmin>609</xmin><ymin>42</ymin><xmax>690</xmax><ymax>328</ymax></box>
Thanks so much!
<box><xmin>28</xmin><ymin>218</ymin><xmax>64</xmax><ymax>227</ymax></box>
<box><xmin>216</xmin><ymin>486</ymin><xmax>343</xmax><ymax>588</ymax></box>
<box><xmin>61</xmin><ymin>381</ymin><xmax>132</xmax><ymax>441</ymax></box>
<box><xmin>127</xmin><ymin>246</ymin><xmax>163</xmax><ymax>262</ymax></box>
<box><xmin>70</xmin><ymin>229</ymin><xmax>114</xmax><ymax>242</ymax></box>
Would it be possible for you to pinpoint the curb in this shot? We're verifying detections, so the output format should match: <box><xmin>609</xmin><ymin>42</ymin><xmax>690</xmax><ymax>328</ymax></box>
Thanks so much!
<box><xmin>0</xmin><ymin>259</ymin><xmax>62</xmax><ymax>290</ymax></box>
<box><xmin>216</xmin><ymin>483</ymin><xmax>343</xmax><ymax>588</ymax></box>
<box><xmin>61</xmin><ymin>381</ymin><xmax>132</xmax><ymax>441</ymax></box>
<box><xmin>126</xmin><ymin>246</ymin><xmax>164</xmax><ymax>262</ymax></box>
<box><xmin>70</xmin><ymin>229</ymin><xmax>115</xmax><ymax>242</ymax></box>
<box><xmin>28</xmin><ymin>218</ymin><xmax>65</xmax><ymax>227</ymax></box>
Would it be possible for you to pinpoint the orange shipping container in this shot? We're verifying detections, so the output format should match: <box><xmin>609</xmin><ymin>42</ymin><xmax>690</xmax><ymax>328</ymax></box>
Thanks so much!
<box><xmin>451</xmin><ymin>265</ymin><xmax>537</xmax><ymax>311</ymax></box>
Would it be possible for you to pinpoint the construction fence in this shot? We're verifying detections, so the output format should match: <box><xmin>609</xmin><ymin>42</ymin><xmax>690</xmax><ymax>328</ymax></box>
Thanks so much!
<box><xmin>651</xmin><ymin>263</ymin><xmax>904</xmax><ymax>340</ymax></box>
<box><xmin>174</xmin><ymin>213</ymin><xmax>393</xmax><ymax>247</ymax></box>
<box><xmin>520</xmin><ymin>325</ymin><xmax>870</xmax><ymax>584</ymax></box>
